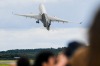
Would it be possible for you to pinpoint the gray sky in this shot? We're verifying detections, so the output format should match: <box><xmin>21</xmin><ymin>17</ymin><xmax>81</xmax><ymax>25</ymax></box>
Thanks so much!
<box><xmin>0</xmin><ymin>0</ymin><xmax>99</xmax><ymax>51</ymax></box>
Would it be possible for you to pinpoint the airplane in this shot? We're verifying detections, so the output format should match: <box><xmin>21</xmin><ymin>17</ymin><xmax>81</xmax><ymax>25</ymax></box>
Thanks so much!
<box><xmin>14</xmin><ymin>4</ymin><xmax>82</xmax><ymax>30</ymax></box>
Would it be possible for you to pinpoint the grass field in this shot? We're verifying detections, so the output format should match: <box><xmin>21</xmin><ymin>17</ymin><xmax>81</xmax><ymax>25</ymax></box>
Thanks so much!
<box><xmin>0</xmin><ymin>60</ymin><xmax>34</xmax><ymax>66</ymax></box>
<box><xmin>0</xmin><ymin>60</ymin><xmax>16</xmax><ymax>66</ymax></box>
<box><xmin>0</xmin><ymin>64</ymin><xmax>9</xmax><ymax>66</ymax></box>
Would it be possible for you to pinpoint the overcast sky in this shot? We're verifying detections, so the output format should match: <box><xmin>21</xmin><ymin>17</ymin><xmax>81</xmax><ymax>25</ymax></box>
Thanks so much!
<box><xmin>0</xmin><ymin>0</ymin><xmax>99</xmax><ymax>51</ymax></box>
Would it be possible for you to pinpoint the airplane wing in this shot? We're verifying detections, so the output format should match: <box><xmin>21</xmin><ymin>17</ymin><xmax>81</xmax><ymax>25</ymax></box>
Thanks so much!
<box><xmin>48</xmin><ymin>16</ymin><xmax>82</xmax><ymax>24</ymax></box>
<box><xmin>14</xmin><ymin>14</ymin><xmax>41</xmax><ymax>20</ymax></box>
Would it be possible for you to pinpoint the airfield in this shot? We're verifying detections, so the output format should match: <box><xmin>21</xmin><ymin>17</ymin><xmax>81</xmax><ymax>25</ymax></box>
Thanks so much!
<box><xmin>0</xmin><ymin>60</ymin><xmax>15</xmax><ymax>66</ymax></box>
<box><xmin>0</xmin><ymin>60</ymin><xmax>34</xmax><ymax>66</ymax></box>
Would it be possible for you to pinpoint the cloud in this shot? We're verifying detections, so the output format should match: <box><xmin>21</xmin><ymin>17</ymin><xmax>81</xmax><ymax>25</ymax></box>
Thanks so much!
<box><xmin>32</xmin><ymin>0</ymin><xmax>73</xmax><ymax>3</ymax></box>
<box><xmin>33</xmin><ymin>0</ymin><xmax>58</xmax><ymax>3</ymax></box>
<box><xmin>0</xmin><ymin>0</ymin><xmax>32</xmax><ymax>7</ymax></box>
<box><xmin>0</xmin><ymin>0</ymin><xmax>73</xmax><ymax>8</ymax></box>
<box><xmin>0</xmin><ymin>28</ymin><xmax>88</xmax><ymax>51</ymax></box>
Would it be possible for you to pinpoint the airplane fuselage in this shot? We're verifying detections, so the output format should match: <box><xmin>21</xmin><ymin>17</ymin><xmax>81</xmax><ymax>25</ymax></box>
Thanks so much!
<box><xmin>15</xmin><ymin>4</ymin><xmax>81</xmax><ymax>30</ymax></box>
<box><xmin>39</xmin><ymin>4</ymin><xmax>51</xmax><ymax>30</ymax></box>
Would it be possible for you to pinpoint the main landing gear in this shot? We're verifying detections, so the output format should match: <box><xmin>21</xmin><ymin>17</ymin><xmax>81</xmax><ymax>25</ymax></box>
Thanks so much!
<box><xmin>36</xmin><ymin>20</ymin><xmax>39</xmax><ymax>23</ymax></box>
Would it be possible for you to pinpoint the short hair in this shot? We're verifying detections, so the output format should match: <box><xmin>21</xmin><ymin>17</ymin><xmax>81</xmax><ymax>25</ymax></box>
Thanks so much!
<box><xmin>17</xmin><ymin>57</ymin><xmax>30</xmax><ymax>66</ymax></box>
<box><xmin>33</xmin><ymin>51</ymin><xmax>54</xmax><ymax>66</ymax></box>
<box><xmin>64</xmin><ymin>41</ymin><xmax>86</xmax><ymax>58</ymax></box>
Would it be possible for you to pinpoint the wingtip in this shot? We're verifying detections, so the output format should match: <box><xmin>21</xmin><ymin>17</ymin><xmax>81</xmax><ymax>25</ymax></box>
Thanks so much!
<box><xmin>12</xmin><ymin>12</ymin><xmax>16</xmax><ymax>15</ymax></box>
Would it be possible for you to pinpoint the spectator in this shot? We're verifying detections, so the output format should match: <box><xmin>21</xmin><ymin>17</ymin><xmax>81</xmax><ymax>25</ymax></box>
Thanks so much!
<box><xmin>17</xmin><ymin>57</ymin><xmax>30</xmax><ymax>66</ymax></box>
<box><xmin>64</xmin><ymin>41</ymin><xmax>86</xmax><ymax>58</ymax></box>
<box><xmin>56</xmin><ymin>41</ymin><xmax>86</xmax><ymax>66</ymax></box>
<box><xmin>71</xmin><ymin>47</ymin><xmax>88</xmax><ymax>66</ymax></box>
<box><xmin>70</xmin><ymin>7</ymin><xmax>100</xmax><ymax>66</ymax></box>
<box><xmin>56</xmin><ymin>51</ymin><xmax>69</xmax><ymax>66</ymax></box>
<box><xmin>89</xmin><ymin>8</ymin><xmax>100</xmax><ymax>66</ymax></box>
<box><xmin>33</xmin><ymin>51</ymin><xmax>55</xmax><ymax>66</ymax></box>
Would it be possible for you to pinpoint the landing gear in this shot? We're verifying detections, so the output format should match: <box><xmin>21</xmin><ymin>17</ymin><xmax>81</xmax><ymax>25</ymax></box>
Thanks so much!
<box><xmin>43</xmin><ymin>24</ymin><xmax>46</xmax><ymax>27</ymax></box>
<box><xmin>47</xmin><ymin>25</ymin><xmax>50</xmax><ymax>30</ymax></box>
<box><xmin>47</xmin><ymin>26</ymin><xmax>50</xmax><ymax>30</ymax></box>
<box><xmin>48</xmin><ymin>23</ymin><xmax>51</xmax><ymax>27</ymax></box>
<box><xmin>46</xmin><ymin>22</ymin><xmax>51</xmax><ymax>30</ymax></box>
<box><xmin>36</xmin><ymin>20</ymin><xmax>39</xmax><ymax>23</ymax></box>
<box><xmin>48</xmin><ymin>22</ymin><xmax>51</xmax><ymax>29</ymax></box>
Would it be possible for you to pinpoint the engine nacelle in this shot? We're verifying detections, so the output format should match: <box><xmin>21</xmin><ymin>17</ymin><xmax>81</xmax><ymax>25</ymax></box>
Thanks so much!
<box><xmin>36</xmin><ymin>20</ymin><xmax>39</xmax><ymax>23</ymax></box>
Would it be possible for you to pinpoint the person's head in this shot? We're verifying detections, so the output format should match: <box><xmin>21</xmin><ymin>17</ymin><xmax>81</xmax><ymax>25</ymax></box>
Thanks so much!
<box><xmin>89</xmin><ymin>8</ymin><xmax>100</xmax><ymax>52</ymax></box>
<box><xmin>64</xmin><ymin>41</ymin><xmax>86</xmax><ymax>58</ymax></box>
<box><xmin>89</xmin><ymin>8</ymin><xmax>100</xmax><ymax>66</ymax></box>
<box><xmin>56</xmin><ymin>41</ymin><xmax>86</xmax><ymax>66</ymax></box>
<box><xmin>34</xmin><ymin>51</ymin><xmax>55</xmax><ymax>66</ymax></box>
<box><xmin>17</xmin><ymin>57</ymin><xmax>30</xmax><ymax>66</ymax></box>
<box><xmin>56</xmin><ymin>52</ymin><xmax>69</xmax><ymax>66</ymax></box>
<box><xmin>71</xmin><ymin>47</ymin><xmax>88</xmax><ymax>66</ymax></box>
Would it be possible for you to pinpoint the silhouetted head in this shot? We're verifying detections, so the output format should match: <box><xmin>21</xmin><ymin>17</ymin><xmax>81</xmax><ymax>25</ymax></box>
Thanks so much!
<box><xmin>89</xmin><ymin>8</ymin><xmax>100</xmax><ymax>50</ymax></box>
<box><xmin>71</xmin><ymin>47</ymin><xmax>89</xmax><ymax>66</ymax></box>
<box><xmin>89</xmin><ymin>8</ymin><xmax>100</xmax><ymax>66</ymax></box>
<box><xmin>56</xmin><ymin>41</ymin><xmax>86</xmax><ymax>66</ymax></box>
<box><xmin>64</xmin><ymin>41</ymin><xmax>86</xmax><ymax>58</ymax></box>
<box><xmin>34</xmin><ymin>51</ymin><xmax>55</xmax><ymax>66</ymax></box>
<box><xmin>17</xmin><ymin>57</ymin><xmax>30</xmax><ymax>66</ymax></box>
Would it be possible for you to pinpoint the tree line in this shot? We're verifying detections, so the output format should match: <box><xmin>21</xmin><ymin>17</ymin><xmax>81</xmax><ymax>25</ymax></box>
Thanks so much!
<box><xmin>0</xmin><ymin>47</ymin><xmax>67</xmax><ymax>60</ymax></box>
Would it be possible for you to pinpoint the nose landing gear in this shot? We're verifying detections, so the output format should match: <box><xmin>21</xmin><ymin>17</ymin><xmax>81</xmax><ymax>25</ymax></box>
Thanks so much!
<box><xmin>47</xmin><ymin>26</ymin><xmax>50</xmax><ymax>30</ymax></box>
<box><xmin>46</xmin><ymin>23</ymin><xmax>51</xmax><ymax>30</ymax></box>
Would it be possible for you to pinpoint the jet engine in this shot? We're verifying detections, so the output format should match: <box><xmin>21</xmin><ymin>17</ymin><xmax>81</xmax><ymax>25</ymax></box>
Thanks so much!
<box><xmin>36</xmin><ymin>20</ymin><xmax>39</xmax><ymax>23</ymax></box>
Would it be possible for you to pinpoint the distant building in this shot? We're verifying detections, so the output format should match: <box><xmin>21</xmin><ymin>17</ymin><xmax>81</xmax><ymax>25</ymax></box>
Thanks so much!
<box><xmin>14</xmin><ymin>57</ymin><xmax>20</xmax><ymax>59</ymax></box>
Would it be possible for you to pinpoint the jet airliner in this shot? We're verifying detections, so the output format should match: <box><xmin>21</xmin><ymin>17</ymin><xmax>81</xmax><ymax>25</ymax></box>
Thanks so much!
<box><xmin>15</xmin><ymin>4</ymin><xmax>82</xmax><ymax>30</ymax></box>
